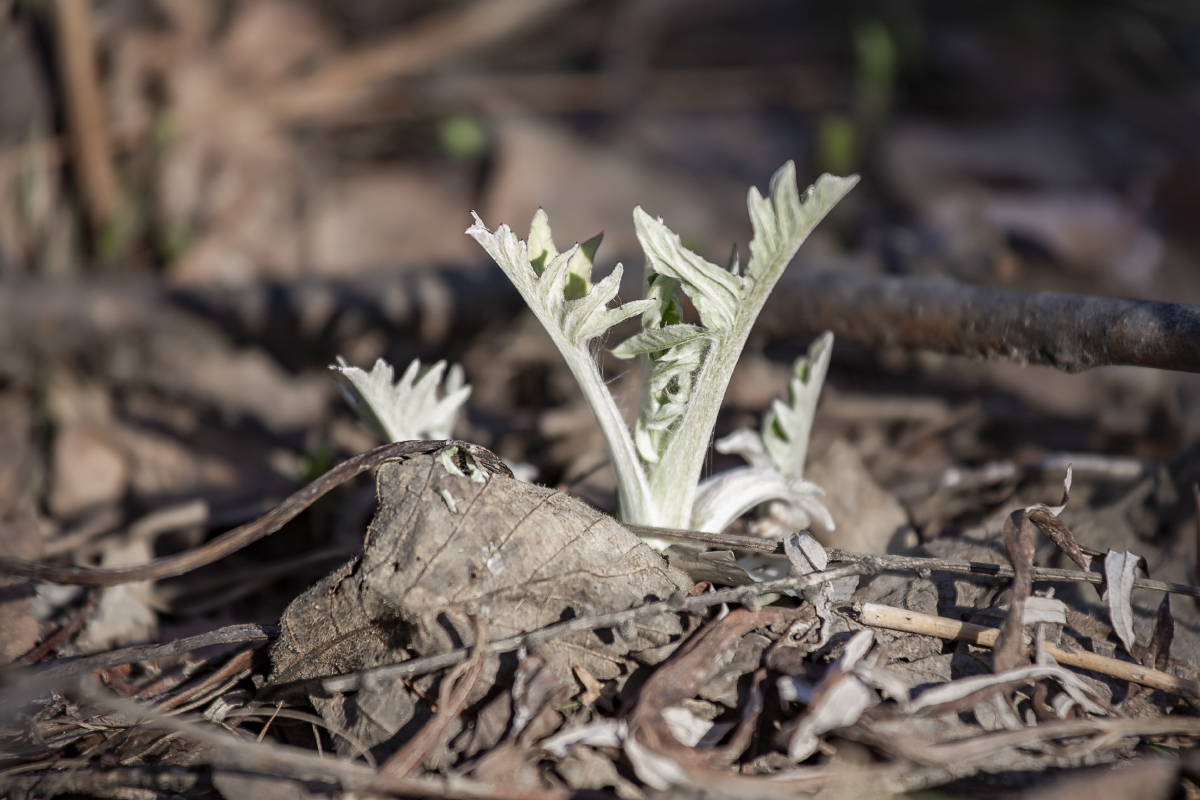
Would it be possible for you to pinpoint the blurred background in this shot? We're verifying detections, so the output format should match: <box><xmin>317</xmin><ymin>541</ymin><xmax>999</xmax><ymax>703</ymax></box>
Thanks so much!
<box><xmin>3</xmin><ymin>0</ymin><xmax>1200</xmax><ymax>645</ymax></box>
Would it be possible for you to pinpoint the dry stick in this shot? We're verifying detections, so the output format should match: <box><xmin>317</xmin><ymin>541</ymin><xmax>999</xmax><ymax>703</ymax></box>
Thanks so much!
<box><xmin>768</xmin><ymin>270</ymin><xmax>1200</xmax><ymax>374</ymax></box>
<box><xmin>17</xmin><ymin>623</ymin><xmax>276</xmax><ymax>690</ymax></box>
<box><xmin>859</xmin><ymin>602</ymin><xmax>1200</xmax><ymax>698</ymax></box>
<box><xmin>153</xmin><ymin>647</ymin><xmax>260</xmax><ymax>713</ymax></box>
<box><xmin>306</xmin><ymin>562</ymin><xmax>872</xmax><ymax>696</ymax></box>
<box><xmin>50</xmin><ymin>0</ymin><xmax>122</xmax><ymax>231</ymax></box>
<box><xmin>0</xmin><ymin>440</ymin><xmax>506</xmax><ymax>586</ymax></box>
<box><xmin>639</xmin><ymin>524</ymin><xmax>1200</xmax><ymax>599</ymax></box>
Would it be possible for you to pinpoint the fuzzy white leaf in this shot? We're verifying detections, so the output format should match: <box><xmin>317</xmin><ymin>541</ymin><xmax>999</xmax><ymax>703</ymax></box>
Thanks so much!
<box><xmin>332</xmin><ymin>357</ymin><xmax>470</xmax><ymax>442</ymax></box>
<box><xmin>527</xmin><ymin>208</ymin><xmax>557</xmax><ymax>275</ymax></box>
<box><xmin>714</xmin><ymin>428</ymin><xmax>772</xmax><ymax>470</ymax></box>
<box><xmin>690</xmin><ymin>467</ymin><xmax>827</xmax><ymax>534</ymax></box>
<box><xmin>611</xmin><ymin>324</ymin><xmax>710</xmax><ymax>359</ymax></box>
<box><xmin>1104</xmin><ymin>549</ymin><xmax>1144</xmax><ymax>656</ymax></box>
<box><xmin>746</xmin><ymin>167</ymin><xmax>858</xmax><ymax>286</ymax></box>
<box><xmin>633</xmin><ymin>208</ymin><xmax>743</xmax><ymax>332</ymax></box>
<box><xmin>762</xmin><ymin>332</ymin><xmax>833</xmax><ymax>479</ymax></box>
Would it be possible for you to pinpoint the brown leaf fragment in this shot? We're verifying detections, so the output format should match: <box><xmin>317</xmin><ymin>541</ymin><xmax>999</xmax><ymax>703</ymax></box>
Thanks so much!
<box><xmin>993</xmin><ymin>510</ymin><xmax>1035</xmax><ymax>673</ymax></box>
<box><xmin>573</xmin><ymin>666</ymin><xmax>604</xmax><ymax>707</ymax></box>
<box><xmin>1104</xmin><ymin>549</ymin><xmax>1146</xmax><ymax>656</ymax></box>
<box><xmin>622</xmin><ymin>606</ymin><xmax>798</xmax><ymax>786</ymax></box>
<box><xmin>1027</xmin><ymin>506</ymin><xmax>1090</xmax><ymax>573</ymax></box>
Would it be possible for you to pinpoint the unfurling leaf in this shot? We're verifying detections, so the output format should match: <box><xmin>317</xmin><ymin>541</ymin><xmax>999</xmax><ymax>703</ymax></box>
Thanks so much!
<box><xmin>332</xmin><ymin>357</ymin><xmax>470</xmax><ymax>443</ymax></box>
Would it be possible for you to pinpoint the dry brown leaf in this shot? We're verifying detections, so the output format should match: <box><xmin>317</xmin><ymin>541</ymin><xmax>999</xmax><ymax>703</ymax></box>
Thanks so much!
<box><xmin>268</xmin><ymin>447</ymin><xmax>690</xmax><ymax>757</ymax></box>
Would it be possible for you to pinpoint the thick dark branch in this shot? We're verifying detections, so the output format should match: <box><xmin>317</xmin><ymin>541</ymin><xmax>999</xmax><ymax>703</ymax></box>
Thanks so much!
<box><xmin>4</xmin><ymin>268</ymin><xmax>1198</xmax><ymax>374</ymax></box>
<box><xmin>768</xmin><ymin>270</ymin><xmax>1200</xmax><ymax>373</ymax></box>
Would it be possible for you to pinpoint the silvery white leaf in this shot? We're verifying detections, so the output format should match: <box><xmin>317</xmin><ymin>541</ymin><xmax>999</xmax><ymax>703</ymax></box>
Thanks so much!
<box><xmin>714</xmin><ymin>428</ymin><xmax>772</xmax><ymax>470</ymax></box>
<box><xmin>634</xmin><ymin>207</ymin><xmax>743</xmax><ymax>333</ymax></box>
<box><xmin>761</xmin><ymin>332</ymin><xmax>834</xmax><ymax>479</ymax></box>
<box><xmin>690</xmin><ymin>467</ymin><xmax>801</xmax><ymax>533</ymax></box>
<box><xmin>746</xmin><ymin>167</ymin><xmax>858</xmax><ymax>287</ymax></box>
<box><xmin>1104</xmin><ymin>549</ymin><xmax>1144</xmax><ymax>656</ymax></box>
<box><xmin>611</xmin><ymin>323</ymin><xmax>710</xmax><ymax>359</ymax></box>
<box><xmin>332</xmin><ymin>357</ymin><xmax>470</xmax><ymax>443</ymax></box>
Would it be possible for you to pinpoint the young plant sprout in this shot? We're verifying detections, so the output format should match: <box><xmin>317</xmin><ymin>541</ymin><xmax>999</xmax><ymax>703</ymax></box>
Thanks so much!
<box><xmin>332</xmin><ymin>356</ymin><xmax>470</xmax><ymax>443</ymax></box>
<box><xmin>469</xmin><ymin>162</ymin><xmax>857</xmax><ymax>538</ymax></box>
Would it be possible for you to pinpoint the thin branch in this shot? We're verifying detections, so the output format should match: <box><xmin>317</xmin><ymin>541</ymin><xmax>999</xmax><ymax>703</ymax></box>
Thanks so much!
<box><xmin>0</xmin><ymin>440</ymin><xmax>510</xmax><ymax>586</ymax></box>
<box><xmin>766</xmin><ymin>269</ymin><xmax>1200</xmax><ymax>374</ymax></box>
<box><xmin>297</xmin><ymin>562</ymin><xmax>873</xmax><ymax>696</ymax></box>
<box><xmin>6</xmin><ymin>623</ymin><xmax>276</xmax><ymax>709</ymax></box>
<box><xmin>631</xmin><ymin>524</ymin><xmax>1200</xmax><ymax>599</ymax></box>
<box><xmin>859</xmin><ymin>602</ymin><xmax>1200</xmax><ymax>698</ymax></box>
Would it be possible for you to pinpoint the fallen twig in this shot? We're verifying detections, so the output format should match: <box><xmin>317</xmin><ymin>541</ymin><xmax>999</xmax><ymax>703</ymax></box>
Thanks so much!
<box><xmin>858</xmin><ymin>602</ymin><xmax>1200</xmax><ymax>698</ymax></box>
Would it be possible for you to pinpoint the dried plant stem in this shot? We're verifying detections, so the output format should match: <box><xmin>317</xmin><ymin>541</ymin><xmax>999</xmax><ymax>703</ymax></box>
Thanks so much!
<box><xmin>5</xmin><ymin>623</ymin><xmax>276</xmax><ymax>710</ymax></box>
<box><xmin>0</xmin><ymin>440</ymin><xmax>509</xmax><ymax>586</ymax></box>
<box><xmin>50</xmin><ymin>0</ymin><xmax>122</xmax><ymax>232</ymax></box>
<box><xmin>859</xmin><ymin>602</ymin><xmax>1200</xmax><ymax>698</ymax></box>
